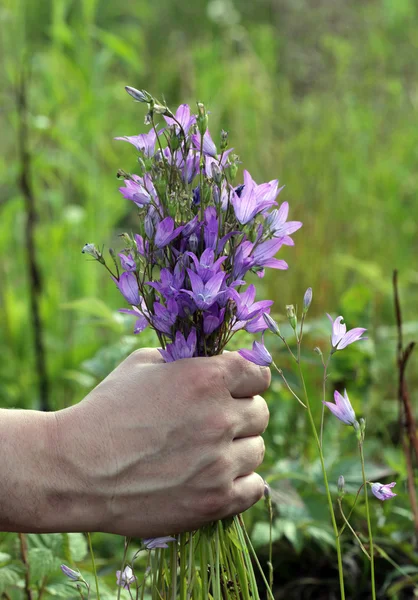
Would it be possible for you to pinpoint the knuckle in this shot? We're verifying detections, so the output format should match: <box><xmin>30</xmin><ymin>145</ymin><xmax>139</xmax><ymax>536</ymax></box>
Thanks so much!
<box><xmin>204</xmin><ymin>412</ymin><xmax>234</xmax><ymax>441</ymax></box>
<box><xmin>199</xmin><ymin>489</ymin><xmax>230</xmax><ymax>520</ymax></box>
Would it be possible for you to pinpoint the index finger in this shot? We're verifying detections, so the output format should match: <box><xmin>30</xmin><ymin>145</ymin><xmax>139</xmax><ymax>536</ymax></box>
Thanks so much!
<box><xmin>215</xmin><ymin>352</ymin><xmax>271</xmax><ymax>398</ymax></box>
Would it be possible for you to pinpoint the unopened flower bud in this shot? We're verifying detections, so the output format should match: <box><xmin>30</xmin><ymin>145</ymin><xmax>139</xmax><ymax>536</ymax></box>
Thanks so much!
<box><xmin>313</xmin><ymin>346</ymin><xmax>323</xmax><ymax>356</ymax></box>
<box><xmin>144</xmin><ymin>213</ymin><xmax>155</xmax><ymax>239</ymax></box>
<box><xmin>61</xmin><ymin>564</ymin><xmax>81</xmax><ymax>582</ymax></box>
<box><xmin>264</xmin><ymin>481</ymin><xmax>271</xmax><ymax>498</ymax></box>
<box><xmin>82</xmin><ymin>243</ymin><xmax>105</xmax><ymax>264</ymax></box>
<box><xmin>125</xmin><ymin>86</ymin><xmax>152</xmax><ymax>103</ymax></box>
<box><xmin>303</xmin><ymin>287</ymin><xmax>312</xmax><ymax>313</ymax></box>
<box><xmin>211</xmin><ymin>162</ymin><xmax>222</xmax><ymax>185</ymax></box>
<box><xmin>338</xmin><ymin>475</ymin><xmax>345</xmax><ymax>496</ymax></box>
<box><xmin>286</xmin><ymin>305</ymin><xmax>297</xmax><ymax>331</ymax></box>
<box><xmin>220</xmin><ymin>129</ymin><xmax>228</xmax><ymax>151</ymax></box>
<box><xmin>188</xmin><ymin>233</ymin><xmax>199</xmax><ymax>252</ymax></box>
<box><xmin>196</xmin><ymin>102</ymin><xmax>208</xmax><ymax>136</ymax></box>
<box><xmin>263</xmin><ymin>313</ymin><xmax>280</xmax><ymax>336</ymax></box>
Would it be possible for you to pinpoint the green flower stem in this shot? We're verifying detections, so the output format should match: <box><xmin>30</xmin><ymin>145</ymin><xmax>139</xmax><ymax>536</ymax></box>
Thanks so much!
<box><xmin>214</xmin><ymin>525</ymin><xmax>221</xmax><ymax>600</ymax></box>
<box><xmin>87</xmin><ymin>533</ymin><xmax>101</xmax><ymax>600</ymax></box>
<box><xmin>359</xmin><ymin>441</ymin><xmax>376</xmax><ymax>600</ymax></box>
<box><xmin>337</xmin><ymin>499</ymin><xmax>371</xmax><ymax>560</ymax></box>
<box><xmin>237</xmin><ymin>515</ymin><xmax>275</xmax><ymax>600</ymax></box>
<box><xmin>297</xmin><ymin>363</ymin><xmax>346</xmax><ymax>600</ymax></box>
<box><xmin>179</xmin><ymin>533</ymin><xmax>187</xmax><ymax>600</ymax></box>
<box><xmin>170</xmin><ymin>540</ymin><xmax>178</xmax><ymax>600</ymax></box>
<box><xmin>338</xmin><ymin>483</ymin><xmax>365</xmax><ymax>536</ymax></box>
<box><xmin>200</xmin><ymin>531</ymin><xmax>209</xmax><ymax>600</ymax></box>
<box><xmin>319</xmin><ymin>354</ymin><xmax>331</xmax><ymax>448</ymax></box>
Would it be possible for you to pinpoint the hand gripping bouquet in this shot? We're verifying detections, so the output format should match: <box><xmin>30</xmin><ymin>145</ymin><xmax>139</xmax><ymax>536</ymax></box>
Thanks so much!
<box><xmin>83</xmin><ymin>87</ymin><xmax>302</xmax><ymax>599</ymax></box>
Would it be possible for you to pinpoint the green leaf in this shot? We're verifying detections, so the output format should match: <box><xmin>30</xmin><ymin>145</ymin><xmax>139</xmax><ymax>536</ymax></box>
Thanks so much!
<box><xmin>225</xmin><ymin>527</ymin><xmax>247</xmax><ymax>552</ymax></box>
<box><xmin>67</xmin><ymin>533</ymin><xmax>88</xmax><ymax>562</ymax></box>
<box><xmin>0</xmin><ymin>566</ymin><xmax>22</xmax><ymax>594</ymax></box>
<box><xmin>28</xmin><ymin>547</ymin><xmax>59</xmax><ymax>584</ymax></box>
<box><xmin>0</xmin><ymin>552</ymin><xmax>11</xmax><ymax>565</ymax></box>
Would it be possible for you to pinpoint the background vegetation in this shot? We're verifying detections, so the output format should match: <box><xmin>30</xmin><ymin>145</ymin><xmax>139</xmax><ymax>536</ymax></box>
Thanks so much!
<box><xmin>0</xmin><ymin>0</ymin><xmax>417</xmax><ymax>597</ymax></box>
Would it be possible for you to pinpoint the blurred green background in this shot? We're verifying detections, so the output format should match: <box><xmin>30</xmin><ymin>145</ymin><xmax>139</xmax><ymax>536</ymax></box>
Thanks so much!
<box><xmin>0</xmin><ymin>0</ymin><xmax>417</xmax><ymax>597</ymax></box>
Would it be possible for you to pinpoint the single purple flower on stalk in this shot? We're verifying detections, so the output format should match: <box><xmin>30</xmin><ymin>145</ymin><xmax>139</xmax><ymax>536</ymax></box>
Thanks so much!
<box><xmin>230</xmin><ymin>284</ymin><xmax>273</xmax><ymax>320</ymax></box>
<box><xmin>327</xmin><ymin>314</ymin><xmax>367</xmax><ymax>351</ymax></box>
<box><xmin>183</xmin><ymin>270</ymin><xmax>226</xmax><ymax>310</ymax></box>
<box><xmin>152</xmin><ymin>298</ymin><xmax>179</xmax><ymax>334</ymax></box>
<box><xmin>115</xmin><ymin>128</ymin><xmax>158</xmax><ymax>157</ymax></box>
<box><xmin>265</xmin><ymin>202</ymin><xmax>303</xmax><ymax>241</ymax></box>
<box><xmin>192</xmin><ymin>130</ymin><xmax>217</xmax><ymax>156</ymax></box>
<box><xmin>203</xmin><ymin>306</ymin><xmax>226</xmax><ymax>335</ymax></box>
<box><xmin>116</xmin><ymin>565</ymin><xmax>137</xmax><ymax>590</ymax></box>
<box><xmin>188</xmin><ymin>248</ymin><xmax>227</xmax><ymax>283</ymax></box>
<box><xmin>147</xmin><ymin>266</ymin><xmax>185</xmax><ymax>299</ymax></box>
<box><xmin>239</xmin><ymin>337</ymin><xmax>272</xmax><ymax>367</ymax></box>
<box><xmin>323</xmin><ymin>389</ymin><xmax>358</xmax><ymax>426</ymax></box>
<box><xmin>370</xmin><ymin>482</ymin><xmax>397</xmax><ymax>501</ymax></box>
<box><xmin>119</xmin><ymin>175</ymin><xmax>153</xmax><ymax>207</ymax></box>
<box><xmin>159</xmin><ymin>329</ymin><xmax>197</xmax><ymax>362</ymax></box>
<box><xmin>119</xmin><ymin>305</ymin><xmax>149</xmax><ymax>334</ymax></box>
<box><xmin>231</xmin><ymin>170</ymin><xmax>277</xmax><ymax>225</ymax></box>
<box><xmin>204</xmin><ymin>206</ymin><xmax>219</xmax><ymax>250</ymax></box>
<box><xmin>112</xmin><ymin>272</ymin><xmax>141</xmax><ymax>305</ymax></box>
<box><xmin>61</xmin><ymin>564</ymin><xmax>81</xmax><ymax>581</ymax></box>
<box><xmin>155</xmin><ymin>217</ymin><xmax>184</xmax><ymax>248</ymax></box>
<box><xmin>251</xmin><ymin>238</ymin><xmax>288</xmax><ymax>271</ymax></box>
<box><xmin>119</xmin><ymin>253</ymin><xmax>136</xmax><ymax>272</ymax></box>
<box><xmin>164</xmin><ymin>103</ymin><xmax>196</xmax><ymax>134</ymax></box>
<box><xmin>143</xmin><ymin>536</ymin><xmax>177</xmax><ymax>550</ymax></box>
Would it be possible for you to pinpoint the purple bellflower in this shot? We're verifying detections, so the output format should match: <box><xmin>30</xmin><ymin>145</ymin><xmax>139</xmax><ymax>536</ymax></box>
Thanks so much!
<box><xmin>119</xmin><ymin>252</ymin><xmax>136</xmax><ymax>272</ymax></box>
<box><xmin>143</xmin><ymin>536</ymin><xmax>177</xmax><ymax>550</ymax></box>
<box><xmin>116</xmin><ymin>565</ymin><xmax>137</xmax><ymax>590</ymax></box>
<box><xmin>159</xmin><ymin>329</ymin><xmax>197</xmax><ymax>362</ymax></box>
<box><xmin>115</xmin><ymin>128</ymin><xmax>158</xmax><ymax>157</ymax></box>
<box><xmin>239</xmin><ymin>337</ymin><xmax>273</xmax><ymax>367</ymax></box>
<box><xmin>155</xmin><ymin>217</ymin><xmax>184</xmax><ymax>248</ymax></box>
<box><xmin>182</xmin><ymin>270</ymin><xmax>226</xmax><ymax>310</ymax></box>
<box><xmin>324</xmin><ymin>389</ymin><xmax>358</xmax><ymax>426</ymax></box>
<box><xmin>112</xmin><ymin>272</ymin><xmax>141</xmax><ymax>306</ymax></box>
<box><xmin>327</xmin><ymin>314</ymin><xmax>367</xmax><ymax>351</ymax></box>
<box><xmin>371</xmin><ymin>482</ymin><xmax>397</xmax><ymax>501</ymax></box>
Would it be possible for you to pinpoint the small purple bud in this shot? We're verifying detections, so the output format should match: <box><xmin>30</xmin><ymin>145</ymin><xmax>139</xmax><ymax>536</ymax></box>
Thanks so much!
<box><xmin>263</xmin><ymin>313</ymin><xmax>280</xmax><ymax>336</ymax></box>
<box><xmin>220</xmin><ymin>129</ymin><xmax>228</xmax><ymax>150</ymax></box>
<box><xmin>303</xmin><ymin>287</ymin><xmax>312</xmax><ymax>313</ymax></box>
<box><xmin>338</xmin><ymin>475</ymin><xmax>345</xmax><ymax>496</ymax></box>
<box><xmin>264</xmin><ymin>482</ymin><xmax>271</xmax><ymax>498</ymax></box>
<box><xmin>61</xmin><ymin>564</ymin><xmax>81</xmax><ymax>581</ymax></box>
<box><xmin>125</xmin><ymin>86</ymin><xmax>152</xmax><ymax>103</ymax></box>
<box><xmin>144</xmin><ymin>212</ymin><xmax>154</xmax><ymax>239</ymax></box>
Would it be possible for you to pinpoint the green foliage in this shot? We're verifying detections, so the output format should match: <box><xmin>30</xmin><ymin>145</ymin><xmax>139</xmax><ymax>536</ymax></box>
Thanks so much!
<box><xmin>0</xmin><ymin>0</ymin><xmax>417</xmax><ymax>597</ymax></box>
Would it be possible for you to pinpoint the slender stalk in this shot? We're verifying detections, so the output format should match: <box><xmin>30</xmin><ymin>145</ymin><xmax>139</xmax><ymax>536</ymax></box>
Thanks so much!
<box><xmin>272</xmin><ymin>362</ymin><xmax>306</xmax><ymax>408</ymax></box>
<box><xmin>319</xmin><ymin>354</ymin><xmax>331</xmax><ymax>447</ymax></box>
<box><xmin>18</xmin><ymin>533</ymin><xmax>33</xmax><ymax>600</ymax></box>
<box><xmin>237</xmin><ymin>515</ymin><xmax>275</xmax><ymax>600</ymax></box>
<box><xmin>87</xmin><ymin>533</ymin><xmax>100</xmax><ymax>600</ymax></box>
<box><xmin>359</xmin><ymin>442</ymin><xmax>376</xmax><ymax>600</ymax></box>
<box><xmin>297</xmin><ymin>363</ymin><xmax>346</xmax><ymax>599</ymax></box>
<box><xmin>117</xmin><ymin>537</ymin><xmax>131</xmax><ymax>600</ymax></box>
<box><xmin>337</xmin><ymin>499</ymin><xmax>370</xmax><ymax>560</ymax></box>
<box><xmin>338</xmin><ymin>483</ymin><xmax>365</xmax><ymax>536</ymax></box>
<box><xmin>170</xmin><ymin>541</ymin><xmax>177</xmax><ymax>600</ymax></box>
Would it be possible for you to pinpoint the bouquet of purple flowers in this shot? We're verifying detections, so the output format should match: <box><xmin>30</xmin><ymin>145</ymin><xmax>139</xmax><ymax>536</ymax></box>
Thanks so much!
<box><xmin>81</xmin><ymin>87</ymin><xmax>301</xmax><ymax>599</ymax></box>
<box><xmin>69</xmin><ymin>88</ymin><xmax>397</xmax><ymax>600</ymax></box>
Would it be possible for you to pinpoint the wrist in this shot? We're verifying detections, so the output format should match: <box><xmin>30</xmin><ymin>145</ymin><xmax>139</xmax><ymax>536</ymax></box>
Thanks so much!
<box><xmin>42</xmin><ymin>404</ymin><xmax>110</xmax><ymax>533</ymax></box>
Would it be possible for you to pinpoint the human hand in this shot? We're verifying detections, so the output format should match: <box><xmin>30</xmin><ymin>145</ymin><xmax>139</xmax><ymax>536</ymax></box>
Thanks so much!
<box><xmin>51</xmin><ymin>349</ymin><xmax>270</xmax><ymax>537</ymax></box>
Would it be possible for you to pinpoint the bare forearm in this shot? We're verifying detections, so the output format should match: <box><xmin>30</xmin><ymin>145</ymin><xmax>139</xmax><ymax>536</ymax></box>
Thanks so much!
<box><xmin>0</xmin><ymin>408</ymin><xmax>56</xmax><ymax>531</ymax></box>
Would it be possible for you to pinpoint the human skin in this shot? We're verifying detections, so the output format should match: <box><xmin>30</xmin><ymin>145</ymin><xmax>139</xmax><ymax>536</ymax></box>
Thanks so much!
<box><xmin>0</xmin><ymin>349</ymin><xmax>270</xmax><ymax>537</ymax></box>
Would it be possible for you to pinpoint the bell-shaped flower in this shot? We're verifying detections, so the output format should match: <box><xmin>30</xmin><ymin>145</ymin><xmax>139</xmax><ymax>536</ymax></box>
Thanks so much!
<box><xmin>155</xmin><ymin>217</ymin><xmax>184</xmax><ymax>248</ymax></box>
<box><xmin>265</xmin><ymin>202</ymin><xmax>302</xmax><ymax>243</ymax></box>
<box><xmin>187</xmin><ymin>248</ymin><xmax>227</xmax><ymax>283</ymax></box>
<box><xmin>239</xmin><ymin>337</ymin><xmax>272</xmax><ymax>367</ymax></box>
<box><xmin>115</xmin><ymin>128</ymin><xmax>158</xmax><ymax>157</ymax></box>
<box><xmin>116</xmin><ymin>565</ymin><xmax>137</xmax><ymax>590</ymax></box>
<box><xmin>143</xmin><ymin>536</ymin><xmax>177</xmax><ymax>550</ymax></box>
<box><xmin>152</xmin><ymin>298</ymin><xmax>178</xmax><ymax>334</ymax></box>
<box><xmin>370</xmin><ymin>482</ymin><xmax>397</xmax><ymax>501</ymax></box>
<box><xmin>164</xmin><ymin>104</ymin><xmax>196</xmax><ymax>134</ymax></box>
<box><xmin>182</xmin><ymin>270</ymin><xmax>226</xmax><ymax>310</ymax></box>
<box><xmin>159</xmin><ymin>329</ymin><xmax>197</xmax><ymax>362</ymax></box>
<box><xmin>119</xmin><ymin>253</ymin><xmax>136</xmax><ymax>272</ymax></box>
<box><xmin>327</xmin><ymin>314</ymin><xmax>367</xmax><ymax>351</ymax></box>
<box><xmin>112</xmin><ymin>272</ymin><xmax>141</xmax><ymax>305</ymax></box>
<box><xmin>324</xmin><ymin>389</ymin><xmax>358</xmax><ymax>426</ymax></box>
